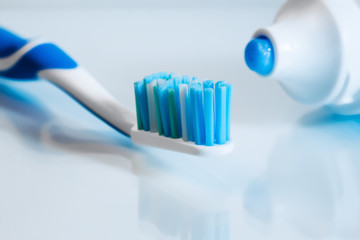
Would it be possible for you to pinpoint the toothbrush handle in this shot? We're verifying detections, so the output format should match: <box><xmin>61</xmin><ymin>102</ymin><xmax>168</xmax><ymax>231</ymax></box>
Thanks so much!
<box><xmin>0</xmin><ymin>27</ymin><xmax>136</xmax><ymax>136</ymax></box>
<box><xmin>0</xmin><ymin>28</ymin><xmax>77</xmax><ymax>79</ymax></box>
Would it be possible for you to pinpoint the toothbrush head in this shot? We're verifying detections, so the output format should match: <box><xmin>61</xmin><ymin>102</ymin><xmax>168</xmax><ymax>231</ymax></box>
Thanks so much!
<box><xmin>130</xmin><ymin>126</ymin><xmax>234</xmax><ymax>157</ymax></box>
<box><xmin>133</xmin><ymin>72</ymin><xmax>234</xmax><ymax>156</ymax></box>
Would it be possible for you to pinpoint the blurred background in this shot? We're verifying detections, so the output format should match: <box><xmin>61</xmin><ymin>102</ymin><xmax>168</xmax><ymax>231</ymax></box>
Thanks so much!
<box><xmin>0</xmin><ymin>0</ymin><xmax>285</xmax><ymax>9</ymax></box>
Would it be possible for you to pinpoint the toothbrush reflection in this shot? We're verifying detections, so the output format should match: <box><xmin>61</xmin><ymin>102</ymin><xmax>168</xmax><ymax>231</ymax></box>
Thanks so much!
<box><xmin>0</xmin><ymin>83</ymin><xmax>52</xmax><ymax>149</ymax></box>
<box><xmin>138</xmin><ymin>179</ymin><xmax>230</xmax><ymax>240</ymax></box>
<box><xmin>243</xmin><ymin>110</ymin><xmax>360</xmax><ymax>239</ymax></box>
<box><xmin>134</xmin><ymin>151</ymin><xmax>240</xmax><ymax>240</ymax></box>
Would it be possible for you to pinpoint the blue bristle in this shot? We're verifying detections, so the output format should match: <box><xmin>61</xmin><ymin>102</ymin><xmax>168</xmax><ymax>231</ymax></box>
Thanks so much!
<box><xmin>204</xmin><ymin>87</ymin><xmax>215</xmax><ymax>146</ymax></box>
<box><xmin>182</xmin><ymin>76</ymin><xmax>190</xmax><ymax>84</ymax></box>
<box><xmin>191</xmin><ymin>83</ymin><xmax>205</xmax><ymax>145</ymax></box>
<box><xmin>203</xmin><ymin>80</ymin><xmax>215</xmax><ymax>146</ymax></box>
<box><xmin>190</xmin><ymin>86</ymin><xmax>198</xmax><ymax>144</ymax></box>
<box><xmin>155</xmin><ymin>72</ymin><xmax>166</xmax><ymax>79</ymax></box>
<box><xmin>191</xmin><ymin>79</ymin><xmax>200</xmax><ymax>86</ymax></box>
<box><xmin>158</xmin><ymin>72</ymin><xmax>168</xmax><ymax>79</ymax></box>
<box><xmin>185</xmin><ymin>85</ymin><xmax>194</xmax><ymax>142</ymax></box>
<box><xmin>157</xmin><ymin>83</ymin><xmax>171</xmax><ymax>137</ymax></box>
<box><xmin>167</xmin><ymin>73</ymin><xmax>175</xmax><ymax>80</ymax></box>
<box><xmin>215</xmin><ymin>81</ymin><xmax>227</xmax><ymax>144</ymax></box>
<box><xmin>196</xmin><ymin>85</ymin><xmax>206</xmax><ymax>145</ymax></box>
<box><xmin>151</xmin><ymin>73</ymin><xmax>158</xmax><ymax>80</ymax></box>
<box><xmin>226</xmin><ymin>83</ymin><xmax>233</xmax><ymax>141</ymax></box>
<box><xmin>173</xmin><ymin>77</ymin><xmax>182</xmax><ymax>84</ymax></box>
<box><xmin>192</xmin><ymin>76</ymin><xmax>199</xmax><ymax>82</ymax></box>
<box><xmin>167</xmin><ymin>79</ymin><xmax>174</xmax><ymax>89</ymax></box>
<box><xmin>203</xmin><ymin>80</ymin><xmax>214</xmax><ymax>89</ymax></box>
<box><xmin>190</xmin><ymin>81</ymin><xmax>201</xmax><ymax>142</ymax></box>
<box><xmin>135</xmin><ymin>81</ymin><xmax>150</xmax><ymax>131</ymax></box>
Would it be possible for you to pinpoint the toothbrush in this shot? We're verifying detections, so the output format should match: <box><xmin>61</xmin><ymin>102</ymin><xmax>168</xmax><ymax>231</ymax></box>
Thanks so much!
<box><xmin>0</xmin><ymin>27</ymin><xmax>234</xmax><ymax>156</ymax></box>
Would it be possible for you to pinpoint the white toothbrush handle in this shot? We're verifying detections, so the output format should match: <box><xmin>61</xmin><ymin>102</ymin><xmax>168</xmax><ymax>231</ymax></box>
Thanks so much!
<box><xmin>39</xmin><ymin>68</ymin><xmax>136</xmax><ymax>136</ymax></box>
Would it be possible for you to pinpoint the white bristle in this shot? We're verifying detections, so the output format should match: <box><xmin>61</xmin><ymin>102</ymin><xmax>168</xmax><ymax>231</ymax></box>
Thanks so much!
<box><xmin>146</xmin><ymin>80</ymin><xmax>158</xmax><ymax>132</ymax></box>
<box><xmin>179</xmin><ymin>84</ymin><xmax>189</xmax><ymax>141</ymax></box>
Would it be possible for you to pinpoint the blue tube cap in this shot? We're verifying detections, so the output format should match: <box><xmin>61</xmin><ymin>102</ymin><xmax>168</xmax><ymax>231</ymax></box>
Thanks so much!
<box><xmin>244</xmin><ymin>36</ymin><xmax>274</xmax><ymax>76</ymax></box>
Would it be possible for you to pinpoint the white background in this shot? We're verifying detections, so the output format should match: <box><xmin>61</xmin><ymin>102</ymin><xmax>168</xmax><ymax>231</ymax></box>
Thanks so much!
<box><xmin>0</xmin><ymin>0</ymin><xmax>285</xmax><ymax>9</ymax></box>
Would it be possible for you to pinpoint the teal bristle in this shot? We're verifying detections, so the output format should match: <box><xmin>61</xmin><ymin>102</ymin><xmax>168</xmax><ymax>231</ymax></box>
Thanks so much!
<box><xmin>173</xmin><ymin>77</ymin><xmax>182</xmax><ymax>137</ymax></box>
<box><xmin>134</xmin><ymin>72</ymin><xmax>232</xmax><ymax>146</ymax></box>
<box><xmin>135</xmin><ymin>81</ymin><xmax>150</xmax><ymax>131</ymax></box>
<box><xmin>153</xmin><ymin>86</ymin><xmax>164</xmax><ymax>135</ymax></box>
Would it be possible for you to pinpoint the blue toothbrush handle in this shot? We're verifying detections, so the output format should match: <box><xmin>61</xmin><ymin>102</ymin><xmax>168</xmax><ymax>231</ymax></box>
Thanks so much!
<box><xmin>0</xmin><ymin>27</ymin><xmax>136</xmax><ymax>136</ymax></box>
<box><xmin>0</xmin><ymin>27</ymin><xmax>77</xmax><ymax>80</ymax></box>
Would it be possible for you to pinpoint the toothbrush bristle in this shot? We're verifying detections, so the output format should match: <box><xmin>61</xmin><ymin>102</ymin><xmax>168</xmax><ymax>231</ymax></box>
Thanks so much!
<box><xmin>134</xmin><ymin>72</ymin><xmax>233</xmax><ymax>146</ymax></box>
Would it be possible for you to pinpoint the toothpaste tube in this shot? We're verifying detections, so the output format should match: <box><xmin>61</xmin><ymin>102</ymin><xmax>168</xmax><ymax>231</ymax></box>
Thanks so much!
<box><xmin>245</xmin><ymin>0</ymin><xmax>360</xmax><ymax>115</ymax></box>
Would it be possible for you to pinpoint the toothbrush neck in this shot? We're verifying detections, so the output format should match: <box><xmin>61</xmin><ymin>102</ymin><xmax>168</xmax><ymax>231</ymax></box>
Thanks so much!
<box><xmin>39</xmin><ymin>67</ymin><xmax>136</xmax><ymax>137</ymax></box>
